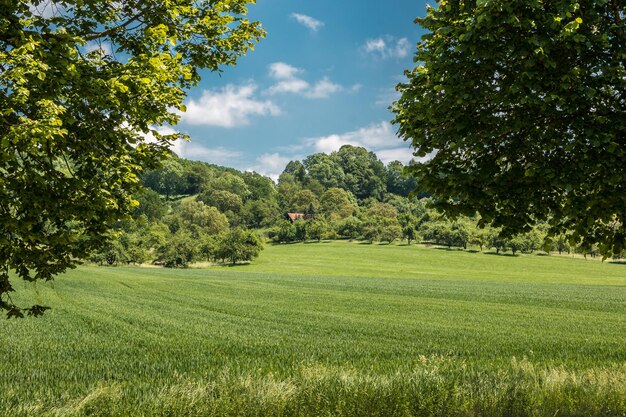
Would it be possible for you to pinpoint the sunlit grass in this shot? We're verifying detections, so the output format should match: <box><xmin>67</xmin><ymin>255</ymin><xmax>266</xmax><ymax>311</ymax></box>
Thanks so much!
<box><xmin>2</xmin><ymin>241</ymin><xmax>625</xmax><ymax>416</ymax></box>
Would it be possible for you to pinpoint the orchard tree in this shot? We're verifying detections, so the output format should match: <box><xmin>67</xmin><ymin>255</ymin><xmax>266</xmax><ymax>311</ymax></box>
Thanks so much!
<box><xmin>214</xmin><ymin>228</ymin><xmax>263</xmax><ymax>265</ymax></box>
<box><xmin>0</xmin><ymin>1</ymin><xmax>263</xmax><ymax>316</ymax></box>
<box><xmin>307</xmin><ymin>219</ymin><xmax>328</xmax><ymax>242</ymax></box>
<box><xmin>320</xmin><ymin>187</ymin><xmax>356</xmax><ymax>221</ymax></box>
<box><xmin>393</xmin><ymin>0</ymin><xmax>625</xmax><ymax>257</ymax></box>
<box><xmin>335</xmin><ymin>216</ymin><xmax>363</xmax><ymax>241</ymax></box>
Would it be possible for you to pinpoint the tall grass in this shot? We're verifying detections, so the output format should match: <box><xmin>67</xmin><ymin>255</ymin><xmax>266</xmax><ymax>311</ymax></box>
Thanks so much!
<box><xmin>12</xmin><ymin>359</ymin><xmax>626</xmax><ymax>416</ymax></box>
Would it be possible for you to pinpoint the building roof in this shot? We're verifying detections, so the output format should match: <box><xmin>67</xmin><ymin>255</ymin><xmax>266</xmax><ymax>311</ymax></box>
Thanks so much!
<box><xmin>287</xmin><ymin>212</ymin><xmax>305</xmax><ymax>222</ymax></box>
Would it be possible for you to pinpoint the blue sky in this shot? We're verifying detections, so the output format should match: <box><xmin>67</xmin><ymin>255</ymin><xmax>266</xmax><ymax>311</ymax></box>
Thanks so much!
<box><xmin>169</xmin><ymin>0</ymin><xmax>429</xmax><ymax>179</ymax></box>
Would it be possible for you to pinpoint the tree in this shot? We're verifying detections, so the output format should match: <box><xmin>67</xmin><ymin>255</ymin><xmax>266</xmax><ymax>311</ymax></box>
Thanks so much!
<box><xmin>272</xmin><ymin>220</ymin><xmax>296</xmax><ymax>243</ymax></box>
<box><xmin>156</xmin><ymin>230</ymin><xmax>198</xmax><ymax>268</ymax></box>
<box><xmin>303</xmin><ymin>153</ymin><xmax>345</xmax><ymax>189</ymax></box>
<box><xmin>289</xmin><ymin>190</ymin><xmax>320</xmax><ymax>214</ymax></box>
<box><xmin>133</xmin><ymin>189</ymin><xmax>167</xmax><ymax>221</ymax></box>
<box><xmin>386</xmin><ymin>160</ymin><xmax>418</xmax><ymax>197</ymax></box>
<box><xmin>393</xmin><ymin>0</ymin><xmax>626</xmax><ymax>258</ymax></box>
<box><xmin>282</xmin><ymin>160</ymin><xmax>306</xmax><ymax>184</ymax></box>
<box><xmin>179</xmin><ymin>159</ymin><xmax>215</xmax><ymax>195</ymax></box>
<box><xmin>403</xmin><ymin>225</ymin><xmax>417</xmax><ymax>246</ymax></box>
<box><xmin>320</xmin><ymin>188</ymin><xmax>356</xmax><ymax>221</ymax></box>
<box><xmin>177</xmin><ymin>200</ymin><xmax>229</xmax><ymax>236</ymax></box>
<box><xmin>332</xmin><ymin>145</ymin><xmax>387</xmax><ymax>201</ymax></box>
<box><xmin>0</xmin><ymin>1</ymin><xmax>263</xmax><ymax>317</ymax></box>
<box><xmin>307</xmin><ymin>219</ymin><xmax>328</xmax><ymax>242</ymax></box>
<box><xmin>242</xmin><ymin>200</ymin><xmax>281</xmax><ymax>229</ymax></box>
<box><xmin>142</xmin><ymin>159</ymin><xmax>186</xmax><ymax>200</ymax></box>
<box><xmin>208</xmin><ymin>173</ymin><xmax>251</xmax><ymax>201</ymax></box>
<box><xmin>294</xmin><ymin>220</ymin><xmax>308</xmax><ymax>242</ymax></box>
<box><xmin>242</xmin><ymin>171</ymin><xmax>277</xmax><ymax>201</ymax></box>
<box><xmin>197</xmin><ymin>189</ymin><xmax>243</xmax><ymax>221</ymax></box>
<box><xmin>335</xmin><ymin>216</ymin><xmax>363</xmax><ymax>241</ymax></box>
<box><xmin>214</xmin><ymin>228</ymin><xmax>263</xmax><ymax>265</ymax></box>
<box><xmin>277</xmin><ymin>174</ymin><xmax>303</xmax><ymax>211</ymax></box>
<box><xmin>470</xmin><ymin>226</ymin><xmax>491</xmax><ymax>252</ymax></box>
<box><xmin>361</xmin><ymin>202</ymin><xmax>402</xmax><ymax>244</ymax></box>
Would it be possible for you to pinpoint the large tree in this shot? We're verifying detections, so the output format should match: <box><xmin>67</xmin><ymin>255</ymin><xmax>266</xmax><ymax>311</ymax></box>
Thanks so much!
<box><xmin>393</xmin><ymin>0</ymin><xmax>625</xmax><ymax>256</ymax></box>
<box><xmin>332</xmin><ymin>145</ymin><xmax>387</xmax><ymax>201</ymax></box>
<box><xmin>0</xmin><ymin>1</ymin><xmax>262</xmax><ymax>317</ymax></box>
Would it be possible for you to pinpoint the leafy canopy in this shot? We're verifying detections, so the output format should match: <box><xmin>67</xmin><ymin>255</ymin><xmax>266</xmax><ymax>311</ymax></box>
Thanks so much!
<box><xmin>0</xmin><ymin>0</ymin><xmax>263</xmax><ymax>317</ymax></box>
<box><xmin>393</xmin><ymin>0</ymin><xmax>625</xmax><ymax>257</ymax></box>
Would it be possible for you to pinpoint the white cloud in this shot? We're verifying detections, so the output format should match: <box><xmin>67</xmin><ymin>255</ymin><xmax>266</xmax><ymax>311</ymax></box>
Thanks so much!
<box><xmin>250</xmin><ymin>122</ymin><xmax>422</xmax><ymax>179</ymax></box>
<box><xmin>137</xmin><ymin>125</ymin><xmax>243</xmax><ymax>164</ymax></box>
<box><xmin>376</xmin><ymin>147</ymin><xmax>416</xmax><ymax>164</ymax></box>
<box><xmin>306</xmin><ymin>122</ymin><xmax>399</xmax><ymax>153</ymax></box>
<box><xmin>180</xmin><ymin>84</ymin><xmax>280</xmax><ymax>128</ymax></box>
<box><xmin>291</xmin><ymin>13</ymin><xmax>324</xmax><ymax>32</ymax></box>
<box><xmin>266</xmin><ymin>62</ymin><xmax>342</xmax><ymax>99</ymax></box>
<box><xmin>136</xmin><ymin>125</ymin><xmax>186</xmax><ymax>156</ymax></box>
<box><xmin>267</xmin><ymin>79</ymin><xmax>310</xmax><ymax>95</ymax></box>
<box><xmin>305</xmin><ymin>77</ymin><xmax>342</xmax><ymax>99</ymax></box>
<box><xmin>268</xmin><ymin>62</ymin><xmax>302</xmax><ymax>80</ymax></box>
<box><xmin>365</xmin><ymin>38</ymin><xmax>387</xmax><ymax>54</ymax></box>
<box><xmin>177</xmin><ymin>143</ymin><xmax>242</xmax><ymax>164</ymax></box>
<box><xmin>249</xmin><ymin>153</ymin><xmax>295</xmax><ymax>181</ymax></box>
<box><xmin>363</xmin><ymin>36</ymin><xmax>411</xmax><ymax>60</ymax></box>
<box><xmin>302</xmin><ymin>122</ymin><xmax>421</xmax><ymax>164</ymax></box>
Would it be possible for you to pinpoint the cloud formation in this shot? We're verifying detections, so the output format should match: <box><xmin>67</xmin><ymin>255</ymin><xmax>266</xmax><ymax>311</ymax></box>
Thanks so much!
<box><xmin>249</xmin><ymin>153</ymin><xmax>296</xmax><ymax>181</ymax></box>
<box><xmin>291</xmin><ymin>13</ymin><xmax>324</xmax><ymax>31</ymax></box>
<box><xmin>180</xmin><ymin>84</ymin><xmax>280</xmax><ymax>128</ymax></box>
<box><xmin>304</xmin><ymin>122</ymin><xmax>422</xmax><ymax>164</ymax></box>
<box><xmin>363</xmin><ymin>36</ymin><xmax>411</xmax><ymax>60</ymax></box>
<box><xmin>246</xmin><ymin>122</ymin><xmax>427</xmax><ymax>180</ymax></box>
<box><xmin>266</xmin><ymin>62</ymin><xmax>342</xmax><ymax>99</ymax></box>
<box><xmin>306</xmin><ymin>121</ymin><xmax>400</xmax><ymax>153</ymax></box>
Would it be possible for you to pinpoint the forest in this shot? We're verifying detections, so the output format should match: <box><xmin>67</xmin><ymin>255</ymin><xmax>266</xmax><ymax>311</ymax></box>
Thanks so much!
<box><xmin>93</xmin><ymin>144</ymin><xmax>615</xmax><ymax>268</ymax></box>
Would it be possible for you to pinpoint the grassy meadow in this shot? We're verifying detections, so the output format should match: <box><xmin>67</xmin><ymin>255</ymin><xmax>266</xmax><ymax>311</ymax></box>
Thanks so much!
<box><xmin>2</xmin><ymin>241</ymin><xmax>625</xmax><ymax>416</ymax></box>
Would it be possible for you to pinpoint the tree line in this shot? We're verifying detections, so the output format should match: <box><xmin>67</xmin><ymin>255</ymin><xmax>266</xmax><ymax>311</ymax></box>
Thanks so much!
<box><xmin>92</xmin><ymin>144</ymin><xmax>621</xmax><ymax>268</ymax></box>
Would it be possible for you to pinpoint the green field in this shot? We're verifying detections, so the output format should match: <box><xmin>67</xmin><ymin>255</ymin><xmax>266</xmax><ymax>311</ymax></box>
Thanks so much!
<box><xmin>2</xmin><ymin>242</ymin><xmax>625</xmax><ymax>416</ymax></box>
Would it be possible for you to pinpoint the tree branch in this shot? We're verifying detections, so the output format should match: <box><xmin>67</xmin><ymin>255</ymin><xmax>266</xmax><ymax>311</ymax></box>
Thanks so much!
<box><xmin>83</xmin><ymin>11</ymin><xmax>145</xmax><ymax>41</ymax></box>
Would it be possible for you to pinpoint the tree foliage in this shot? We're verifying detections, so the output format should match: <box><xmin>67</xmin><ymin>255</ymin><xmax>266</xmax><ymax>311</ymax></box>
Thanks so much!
<box><xmin>393</xmin><ymin>0</ymin><xmax>626</xmax><ymax>257</ymax></box>
<box><xmin>214</xmin><ymin>228</ymin><xmax>263</xmax><ymax>265</ymax></box>
<box><xmin>0</xmin><ymin>0</ymin><xmax>262</xmax><ymax>316</ymax></box>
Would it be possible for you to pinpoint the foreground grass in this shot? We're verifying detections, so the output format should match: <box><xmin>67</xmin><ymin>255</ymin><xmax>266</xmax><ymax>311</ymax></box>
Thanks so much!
<box><xmin>2</xmin><ymin>241</ymin><xmax>625</xmax><ymax>416</ymax></box>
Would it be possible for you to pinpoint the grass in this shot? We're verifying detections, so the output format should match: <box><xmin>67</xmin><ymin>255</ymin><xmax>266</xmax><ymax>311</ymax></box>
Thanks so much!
<box><xmin>2</xmin><ymin>241</ymin><xmax>625</xmax><ymax>416</ymax></box>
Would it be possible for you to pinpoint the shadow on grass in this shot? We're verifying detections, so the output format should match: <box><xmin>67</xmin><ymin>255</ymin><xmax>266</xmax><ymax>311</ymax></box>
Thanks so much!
<box><xmin>217</xmin><ymin>262</ymin><xmax>253</xmax><ymax>268</ymax></box>
<box><xmin>484</xmin><ymin>251</ymin><xmax>519</xmax><ymax>257</ymax></box>
<box><xmin>608</xmin><ymin>260</ymin><xmax>626</xmax><ymax>265</ymax></box>
<box><xmin>269</xmin><ymin>241</ymin><xmax>301</xmax><ymax>246</ymax></box>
